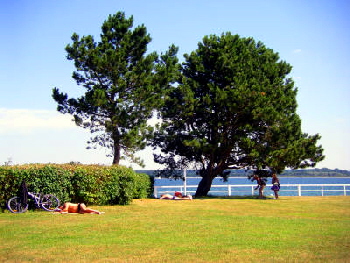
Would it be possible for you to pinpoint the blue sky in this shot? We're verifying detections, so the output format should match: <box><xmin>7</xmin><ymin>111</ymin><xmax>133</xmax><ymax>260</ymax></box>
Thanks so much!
<box><xmin>1</xmin><ymin>0</ymin><xmax>349</xmax><ymax>169</ymax></box>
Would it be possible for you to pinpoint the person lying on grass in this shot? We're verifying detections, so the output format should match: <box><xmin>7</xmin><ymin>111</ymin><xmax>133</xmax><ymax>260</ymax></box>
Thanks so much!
<box><xmin>55</xmin><ymin>202</ymin><xmax>104</xmax><ymax>214</ymax></box>
<box><xmin>160</xmin><ymin>192</ymin><xmax>192</xmax><ymax>200</ymax></box>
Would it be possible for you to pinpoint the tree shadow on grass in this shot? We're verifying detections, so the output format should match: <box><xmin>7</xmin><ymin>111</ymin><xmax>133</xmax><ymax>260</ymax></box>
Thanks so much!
<box><xmin>195</xmin><ymin>195</ymin><xmax>275</xmax><ymax>200</ymax></box>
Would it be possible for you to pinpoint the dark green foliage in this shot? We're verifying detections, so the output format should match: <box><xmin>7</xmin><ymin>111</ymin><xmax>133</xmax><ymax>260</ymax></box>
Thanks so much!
<box><xmin>0</xmin><ymin>164</ymin><xmax>153</xmax><ymax>210</ymax></box>
<box><xmin>52</xmin><ymin>12</ymin><xmax>178</xmax><ymax>165</ymax></box>
<box><xmin>0</xmin><ymin>167</ymin><xmax>21</xmax><ymax>212</ymax></box>
<box><xmin>132</xmin><ymin>172</ymin><xmax>154</xmax><ymax>199</ymax></box>
<box><xmin>153</xmin><ymin>33</ymin><xmax>324</xmax><ymax>196</ymax></box>
<box><xmin>0</xmin><ymin>165</ymin><xmax>70</xmax><ymax>209</ymax></box>
<box><xmin>69</xmin><ymin>166</ymin><xmax>102</xmax><ymax>205</ymax></box>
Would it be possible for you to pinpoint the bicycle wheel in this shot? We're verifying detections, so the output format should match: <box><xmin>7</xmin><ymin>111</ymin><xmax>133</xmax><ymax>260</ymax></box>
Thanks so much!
<box><xmin>41</xmin><ymin>194</ymin><xmax>60</xmax><ymax>211</ymax></box>
<box><xmin>7</xmin><ymin>197</ymin><xmax>28</xmax><ymax>213</ymax></box>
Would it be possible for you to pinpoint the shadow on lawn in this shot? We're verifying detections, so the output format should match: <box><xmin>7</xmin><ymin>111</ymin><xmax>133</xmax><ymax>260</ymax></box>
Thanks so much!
<box><xmin>195</xmin><ymin>195</ymin><xmax>275</xmax><ymax>200</ymax></box>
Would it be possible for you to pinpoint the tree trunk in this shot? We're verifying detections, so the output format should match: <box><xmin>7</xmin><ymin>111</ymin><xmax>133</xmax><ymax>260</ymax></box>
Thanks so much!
<box><xmin>112</xmin><ymin>130</ymin><xmax>121</xmax><ymax>165</ymax></box>
<box><xmin>111</xmin><ymin>125</ymin><xmax>121</xmax><ymax>165</ymax></box>
<box><xmin>112</xmin><ymin>144</ymin><xmax>120</xmax><ymax>165</ymax></box>
<box><xmin>195</xmin><ymin>174</ymin><xmax>214</xmax><ymax>197</ymax></box>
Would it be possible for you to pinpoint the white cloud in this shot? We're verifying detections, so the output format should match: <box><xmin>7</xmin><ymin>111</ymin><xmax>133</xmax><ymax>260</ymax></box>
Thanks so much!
<box><xmin>293</xmin><ymin>49</ymin><xmax>302</xmax><ymax>53</ymax></box>
<box><xmin>0</xmin><ymin>108</ymin><xmax>164</xmax><ymax>168</ymax></box>
<box><xmin>0</xmin><ymin>108</ymin><xmax>76</xmax><ymax>134</ymax></box>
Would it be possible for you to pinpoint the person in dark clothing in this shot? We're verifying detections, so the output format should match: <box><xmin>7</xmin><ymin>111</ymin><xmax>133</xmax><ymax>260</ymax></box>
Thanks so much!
<box><xmin>253</xmin><ymin>174</ymin><xmax>266</xmax><ymax>199</ymax></box>
<box><xmin>18</xmin><ymin>180</ymin><xmax>28</xmax><ymax>206</ymax></box>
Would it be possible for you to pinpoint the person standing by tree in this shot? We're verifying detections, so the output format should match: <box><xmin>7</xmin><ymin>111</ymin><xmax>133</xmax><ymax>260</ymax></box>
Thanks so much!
<box><xmin>271</xmin><ymin>173</ymin><xmax>280</xmax><ymax>199</ymax></box>
<box><xmin>253</xmin><ymin>174</ymin><xmax>266</xmax><ymax>199</ymax></box>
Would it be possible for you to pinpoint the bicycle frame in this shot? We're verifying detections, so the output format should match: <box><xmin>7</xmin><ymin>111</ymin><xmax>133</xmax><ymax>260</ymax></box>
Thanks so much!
<box><xmin>27</xmin><ymin>192</ymin><xmax>44</xmax><ymax>208</ymax></box>
<box><xmin>7</xmin><ymin>191</ymin><xmax>60</xmax><ymax>213</ymax></box>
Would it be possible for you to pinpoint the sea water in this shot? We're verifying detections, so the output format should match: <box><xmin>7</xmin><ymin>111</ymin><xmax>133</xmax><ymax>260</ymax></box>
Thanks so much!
<box><xmin>154</xmin><ymin>177</ymin><xmax>350</xmax><ymax>197</ymax></box>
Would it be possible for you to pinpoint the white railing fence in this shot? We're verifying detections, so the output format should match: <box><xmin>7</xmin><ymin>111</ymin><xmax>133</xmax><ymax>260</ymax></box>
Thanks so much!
<box><xmin>153</xmin><ymin>184</ymin><xmax>350</xmax><ymax>198</ymax></box>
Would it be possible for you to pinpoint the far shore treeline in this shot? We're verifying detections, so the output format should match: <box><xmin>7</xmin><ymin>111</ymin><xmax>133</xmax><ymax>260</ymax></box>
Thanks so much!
<box><xmin>136</xmin><ymin>168</ymin><xmax>350</xmax><ymax>178</ymax></box>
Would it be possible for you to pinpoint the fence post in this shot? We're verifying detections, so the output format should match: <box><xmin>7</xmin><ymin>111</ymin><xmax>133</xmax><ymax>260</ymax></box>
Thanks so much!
<box><xmin>183</xmin><ymin>169</ymin><xmax>187</xmax><ymax>195</ymax></box>
<box><xmin>152</xmin><ymin>182</ymin><xmax>350</xmax><ymax>197</ymax></box>
<box><xmin>154</xmin><ymin>186</ymin><xmax>158</xmax><ymax>198</ymax></box>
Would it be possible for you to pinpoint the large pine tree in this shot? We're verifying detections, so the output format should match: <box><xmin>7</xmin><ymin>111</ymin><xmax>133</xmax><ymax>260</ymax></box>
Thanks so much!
<box><xmin>153</xmin><ymin>33</ymin><xmax>324</xmax><ymax>196</ymax></box>
<box><xmin>53</xmin><ymin>12</ymin><xmax>178</xmax><ymax>165</ymax></box>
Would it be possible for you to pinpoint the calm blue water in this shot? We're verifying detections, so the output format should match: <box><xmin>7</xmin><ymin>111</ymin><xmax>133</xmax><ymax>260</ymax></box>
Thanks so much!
<box><xmin>154</xmin><ymin>177</ymin><xmax>350</xmax><ymax>197</ymax></box>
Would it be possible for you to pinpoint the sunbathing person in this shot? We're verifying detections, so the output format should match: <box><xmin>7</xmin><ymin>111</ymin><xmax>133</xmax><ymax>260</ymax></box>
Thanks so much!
<box><xmin>160</xmin><ymin>193</ymin><xmax>192</xmax><ymax>200</ymax></box>
<box><xmin>56</xmin><ymin>202</ymin><xmax>104</xmax><ymax>214</ymax></box>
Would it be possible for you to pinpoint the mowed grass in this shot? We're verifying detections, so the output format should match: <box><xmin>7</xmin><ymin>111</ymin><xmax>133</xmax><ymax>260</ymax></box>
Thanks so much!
<box><xmin>1</xmin><ymin>196</ymin><xmax>349</xmax><ymax>262</ymax></box>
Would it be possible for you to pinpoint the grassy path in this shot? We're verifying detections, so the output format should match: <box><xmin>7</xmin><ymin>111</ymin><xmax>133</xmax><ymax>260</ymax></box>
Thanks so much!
<box><xmin>1</xmin><ymin>196</ymin><xmax>349</xmax><ymax>262</ymax></box>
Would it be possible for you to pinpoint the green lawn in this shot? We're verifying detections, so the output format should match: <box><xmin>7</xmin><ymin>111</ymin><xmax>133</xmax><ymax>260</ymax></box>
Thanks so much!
<box><xmin>1</xmin><ymin>196</ymin><xmax>349</xmax><ymax>262</ymax></box>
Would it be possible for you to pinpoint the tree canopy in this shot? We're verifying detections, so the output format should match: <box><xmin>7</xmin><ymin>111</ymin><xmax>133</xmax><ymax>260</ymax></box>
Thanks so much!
<box><xmin>52</xmin><ymin>12</ymin><xmax>178</xmax><ymax>165</ymax></box>
<box><xmin>152</xmin><ymin>33</ymin><xmax>324</xmax><ymax>196</ymax></box>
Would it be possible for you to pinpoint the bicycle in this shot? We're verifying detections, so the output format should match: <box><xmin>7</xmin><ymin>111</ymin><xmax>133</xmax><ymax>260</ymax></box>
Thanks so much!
<box><xmin>7</xmin><ymin>191</ymin><xmax>60</xmax><ymax>213</ymax></box>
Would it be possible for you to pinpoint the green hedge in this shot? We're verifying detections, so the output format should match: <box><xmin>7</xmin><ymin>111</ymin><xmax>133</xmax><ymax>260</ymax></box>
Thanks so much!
<box><xmin>0</xmin><ymin>164</ymin><xmax>153</xmax><ymax>210</ymax></box>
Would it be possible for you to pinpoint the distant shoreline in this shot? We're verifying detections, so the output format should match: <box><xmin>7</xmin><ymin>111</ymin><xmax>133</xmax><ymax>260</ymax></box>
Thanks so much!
<box><xmin>136</xmin><ymin>168</ymin><xmax>350</xmax><ymax>177</ymax></box>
